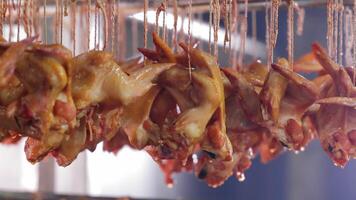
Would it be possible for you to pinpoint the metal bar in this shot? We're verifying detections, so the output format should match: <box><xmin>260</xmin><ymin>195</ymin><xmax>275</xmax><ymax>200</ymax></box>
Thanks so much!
<box><xmin>7</xmin><ymin>0</ymin><xmax>355</xmax><ymax>8</ymax></box>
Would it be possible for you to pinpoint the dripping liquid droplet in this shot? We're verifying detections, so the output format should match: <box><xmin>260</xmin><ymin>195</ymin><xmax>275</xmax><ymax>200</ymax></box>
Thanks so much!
<box><xmin>236</xmin><ymin>171</ymin><xmax>246</xmax><ymax>182</ymax></box>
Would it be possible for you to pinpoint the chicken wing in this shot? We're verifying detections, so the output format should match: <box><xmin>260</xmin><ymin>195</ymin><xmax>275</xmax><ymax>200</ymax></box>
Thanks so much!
<box><xmin>71</xmin><ymin>51</ymin><xmax>174</xmax><ymax>108</ymax></box>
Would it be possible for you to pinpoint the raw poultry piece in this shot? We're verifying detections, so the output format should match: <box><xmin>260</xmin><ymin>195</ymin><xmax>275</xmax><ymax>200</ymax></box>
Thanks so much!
<box><xmin>2</xmin><ymin>34</ymin><xmax>354</xmax><ymax>187</ymax></box>
<box><xmin>118</xmin><ymin>86</ymin><xmax>161</xmax><ymax>149</ymax></box>
<box><xmin>139</xmin><ymin>33</ymin><xmax>232</xmax><ymax>164</ymax></box>
<box><xmin>223</xmin><ymin>67</ymin><xmax>264</xmax><ymax>124</ymax></box>
<box><xmin>53</xmin><ymin>50</ymin><xmax>173</xmax><ymax>166</ymax></box>
<box><xmin>14</xmin><ymin>44</ymin><xmax>76</xmax><ymax>163</ymax></box>
<box><xmin>260</xmin><ymin>58</ymin><xmax>290</xmax><ymax>123</ymax></box>
<box><xmin>138</xmin><ymin>33</ymin><xmax>234</xmax><ymax>186</ymax></box>
<box><xmin>222</xmin><ymin>67</ymin><xmax>282</xmax><ymax>181</ymax></box>
<box><xmin>53</xmin><ymin>105</ymin><xmax>123</xmax><ymax>166</ymax></box>
<box><xmin>259</xmin><ymin>58</ymin><xmax>319</xmax><ymax>151</ymax></box>
<box><xmin>150</xmin><ymin>65</ymin><xmax>224</xmax><ymax>161</ymax></box>
<box><xmin>194</xmin><ymin>153</ymin><xmax>238</xmax><ymax>188</ymax></box>
<box><xmin>271</xmin><ymin>62</ymin><xmax>319</xmax><ymax>150</ymax></box>
<box><xmin>179</xmin><ymin>43</ymin><xmax>232</xmax><ymax>162</ymax></box>
<box><xmin>303</xmin><ymin>43</ymin><xmax>356</xmax><ymax>167</ymax></box>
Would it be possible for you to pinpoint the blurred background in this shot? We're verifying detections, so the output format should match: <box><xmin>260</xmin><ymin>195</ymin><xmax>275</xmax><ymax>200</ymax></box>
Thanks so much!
<box><xmin>1</xmin><ymin>3</ymin><xmax>356</xmax><ymax>200</ymax></box>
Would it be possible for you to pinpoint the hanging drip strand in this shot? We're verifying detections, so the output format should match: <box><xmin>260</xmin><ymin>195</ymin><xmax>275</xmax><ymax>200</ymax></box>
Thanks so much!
<box><xmin>347</xmin><ymin>0</ymin><xmax>356</xmax><ymax>84</ymax></box>
<box><xmin>43</xmin><ymin>0</ymin><xmax>47</xmax><ymax>43</ymax></box>
<box><xmin>87</xmin><ymin>0</ymin><xmax>91</xmax><ymax>50</ymax></box>
<box><xmin>238</xmin><ymin>0</ymin><xmax>248</xmax><ymax>68</ymax></box>
<box><xmin>338</xmin><ymin>1</ymin><xmax>344</xmax><ymax>65</ymax></box>
<box><xmin>60</xmin><ymin>0</ymin><xmax>64</xmax><ymax>44</ymax></box>
<box><xmin>55</xmin><ymin>0</ymin><xmax>59</xmax><ymax>43</ymax></box>
<box><xmin>213</xmin><ymin>0</ymin><xmax>220</xmax><ymax>59</ymax></box>
<box><xmin>29</xmin><ymin>0</ymin><xmax>33</xmax><ymax>36</ymax></box>
<box><xmin>115</xmin><ymin>0</ymin><xmax>120</xmax><ymax>59</ymax></box>
<box><xmin>333</xmin><ymin>0</ymin><xmax>339</xmax><ymax>63</ymax></box>
<box><xmin>0</xmin><ymin>0</ymin><xmax>3</xmax><ymax>35</ymax></box>
<box><xmin>223</xmin><ymin>0</ymin><xmax>229</xmax><ymax>51</ymax></box>
<box><xmin>24</xmin><ymin>0</ymin><xmax>29</xmax><ymax>37</ymax></box>
<box><xmin>64</xmin><ymin>0</ymin><xmax>68</xmax><ymax>16</ymax></box>
<box><xmin>271</xmin><ymin>0</ymin><xmax>281</xmax><ymax>47</ymax></box>
<box><xmin>3</xmin><ymin>0</ymin><xmax>8</xmax><ymax>35</ymax></box>
<box><xmin>287</xmin><ymin>0</ymin><xmax>295</xmax><ymax>67</ymax></box>
<box><xmin>231</xmin><ymin>0</ymin><xmax>239</xmax><ymax>70</ymax></box>
<box><xmin>265</xmin><ymin>0</ymin><xmax>270</xmax><ymax>69</ymax></box>
<box><xmin>71</xmin><ymin>0</ymin><xmax>77</xmax><ymax>55</ymax></box>
<box><xmin>188</xmin><ymin>0</ymin><xmax>192</xmax><ymax>80</ymax></box>
<box><xmin>8</xmin><ymin>0</ymin><xmax>12</xmax><ymax>42</ymax></box>
<box><xmin>34</xmin><ymin>0</ymin><xmax>40</xmax><ymax>39</ymax></box>
<box><xmin>94</xmin><ymin>1</ymin><xmax>98</xmax><ymax>50</ymax></box>
<box><xmin>97</xmin><ymin>0</ymin><xmax>108</xmax><ymax>51</ymax></box>
<box><xmin>172</xmin><ymin>0</ymin><xmax>178</xmax><ymax>51</ymax></box>
<box><xmin>156</xmin><ymin>2</ymin><xmax>165</xmax><ymax>36</ymax></box>
<box><xmin>209</xmin><ymin>0</ymin><xmax>213</xmax><ymax>54</ymax></box>
<box><xmin>0</xmin><ymin>0</ymin><xmax>6</xmax><ymax>35</ymax></box>
<box><xmin>228</xmin><ymin>0</ymin><xmax>233</xmax><ymax>55</ymax></box>
<box><xmin>163</xmin><ymin>0</ymin><xmax>167</xmax><ymax>42</ymax></box>
<box><xmin>144</xmin><ymin>0</ymin><xmax>148</xmax><ymax>49</ymax></box>
<box><xmin>265</xmin><ymin>0</ymin><xmax>281</xmax><ymax>69</ymax></box>
<box><xmin>353</xmin><ymin>0</ymin><xmax>356</xmax><ymax>68</ymax></box>
<box><xmin>252</xmin><ymin>9</ymin><xmax>257</xmax><ymax>59</ymax></box>
<box><xmin>344</xmin><ymin>8</ymin><xmax>353</xmax><ymax>67</ymax></box>
<box><xmin>327</xmin><ymin>0</ymin><xmax>334</xmax><ymax>57</ymax></box>
<box><xmin>296</xmin><ymin>5</ymin><xmax>305</xmax><ymax>36</ymax></box>
<box><xmin>98</xmin><ymin>1</ymin><xmax>101</xmax><ymax>50</ymax></box>
<box><xmin>16</xmin><ymin>0</ymin><xmax>21</xmax><ymax>41</ymax></box>
<box><xmin>111</xmin><ymin>0</ymin><xmax>116</xmax><ymax>54</ymax></box>
<box><xmin>0</xmin><ymin>0</ymin><xmax>4</xmax><ymax>35</ymax></box>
